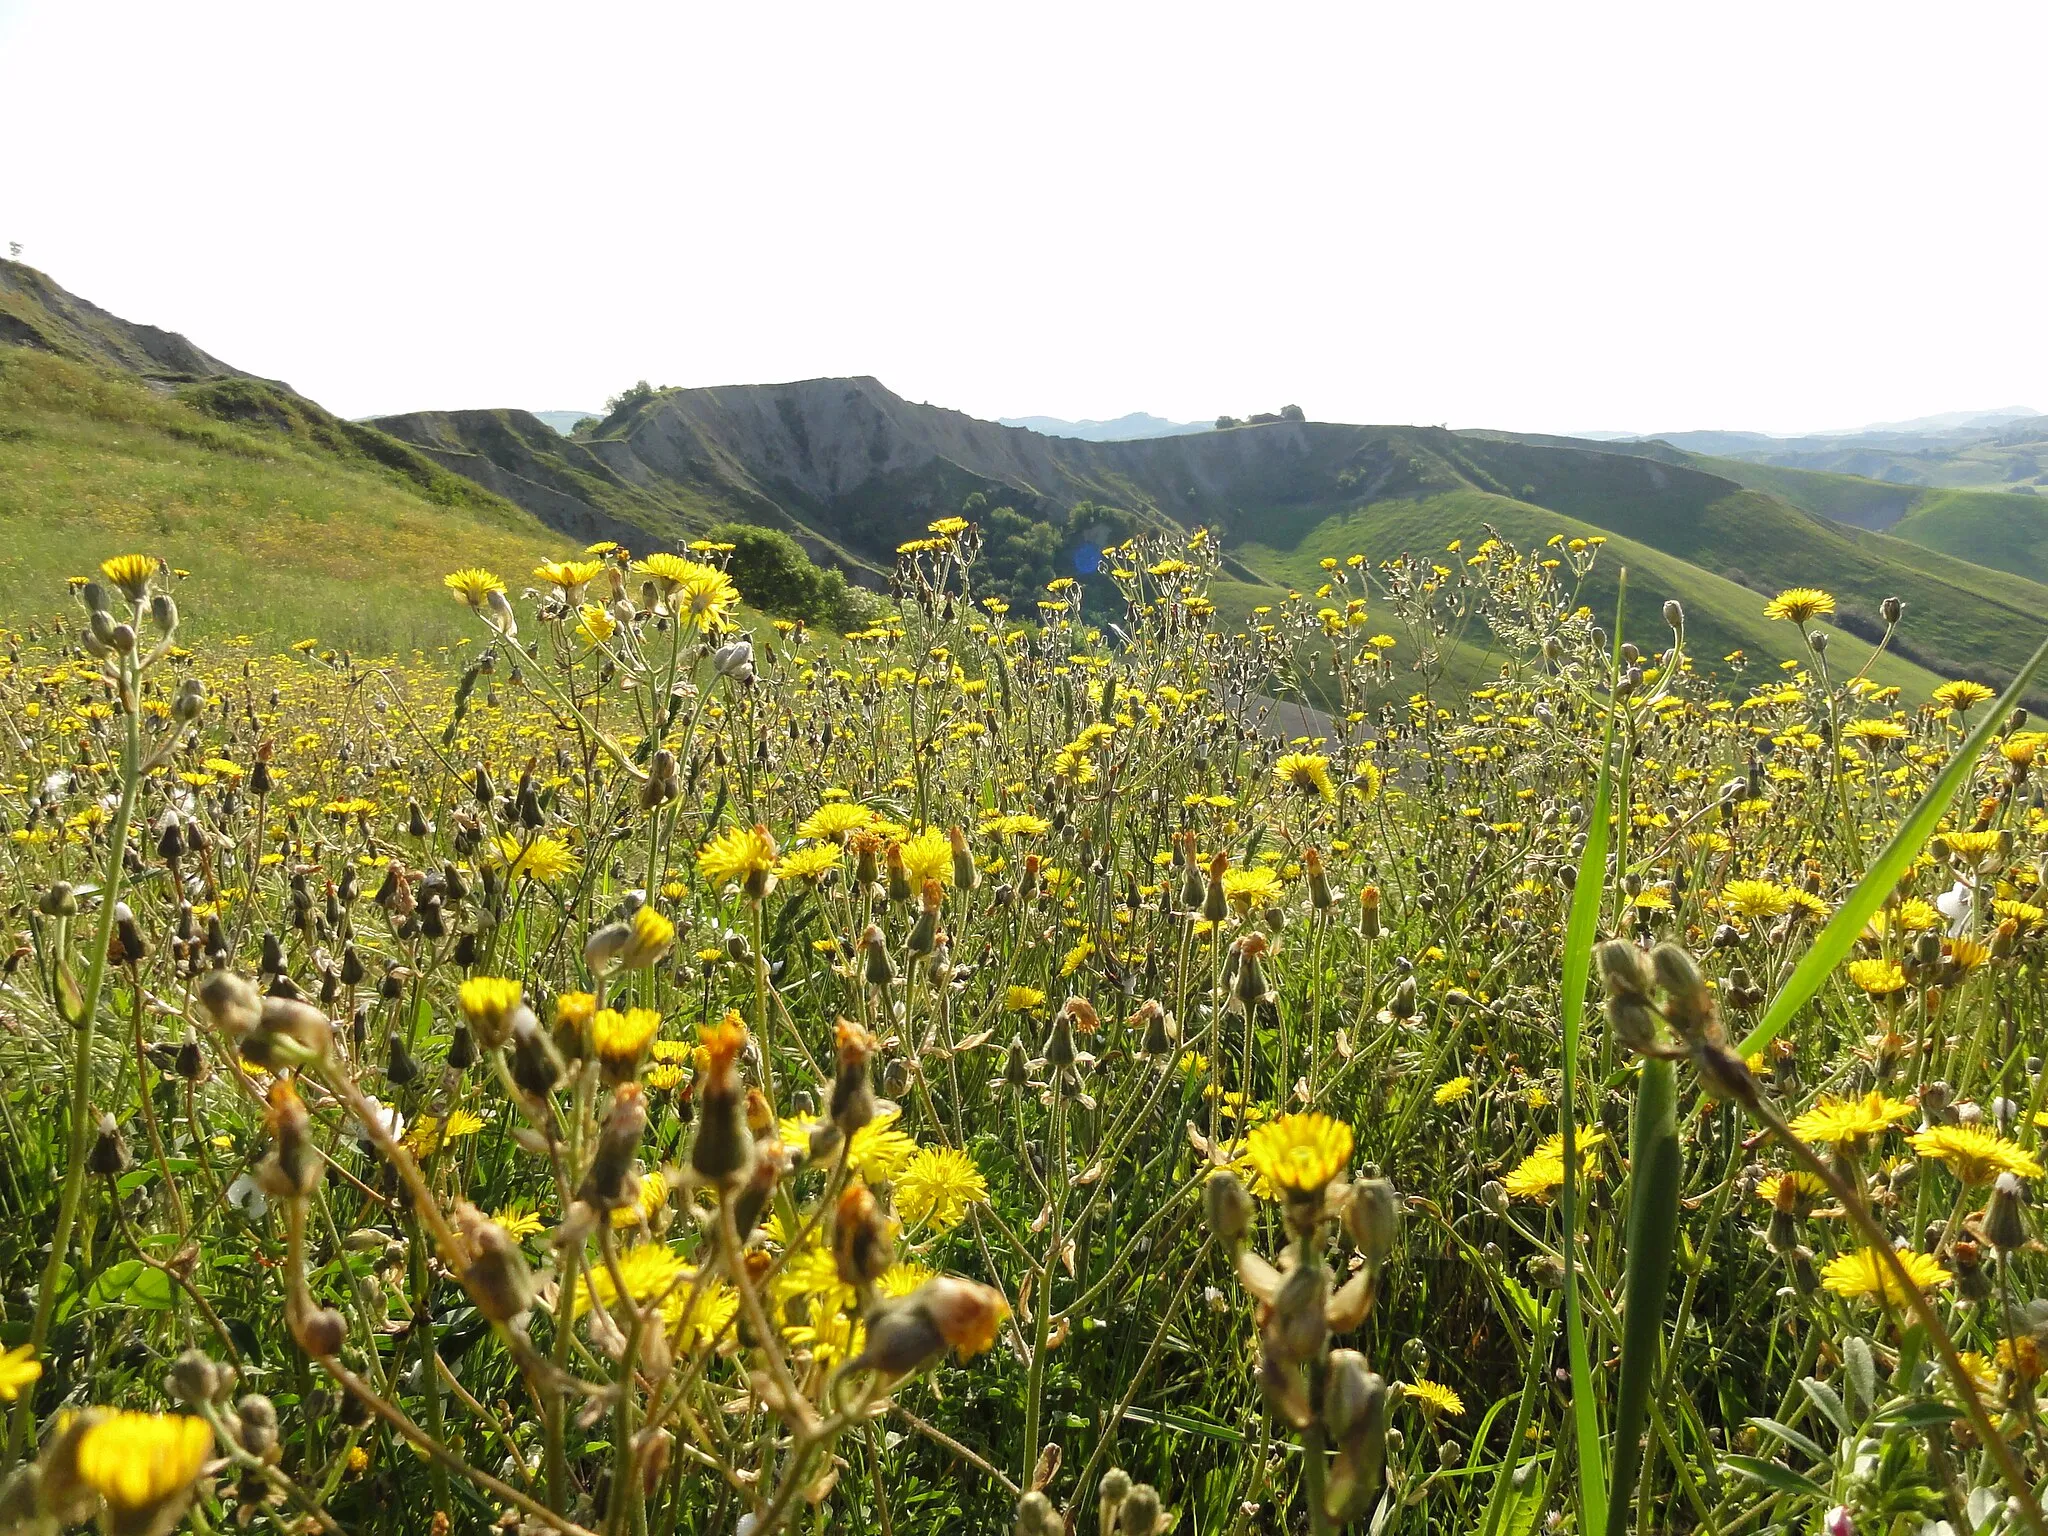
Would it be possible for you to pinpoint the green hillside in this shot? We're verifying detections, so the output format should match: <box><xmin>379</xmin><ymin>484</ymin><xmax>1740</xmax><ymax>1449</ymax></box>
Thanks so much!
<box><xmin>1231</xmin><ymin>490</ymin><xmax>1945</xmax><ymax>701</ymax></box>
<box><xmin>0</xmin><ymin>347</ymin><xmax>573</xmax><ymax>654</ymax></box>
<box><xmin>1443</xmin><ymin>433</ymin><xmax>2048</xmax><ymax>688</ymax></box>
<box><xmin>1888</xmin><ymin>488</ymin><xmax>2048</xmax><ymax>586</ymax></box>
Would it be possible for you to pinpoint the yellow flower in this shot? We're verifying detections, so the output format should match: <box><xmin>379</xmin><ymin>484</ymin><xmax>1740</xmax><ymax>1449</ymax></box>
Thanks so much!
<box><xmin>458</xmin><ymin>976</ymin><xmax>525</xmax><ymax>1040</ymax></box>
<box><xmin>1243</xmin><ymin>1112</ymin><xmax>1353</xmax><ymax>1196</ymax></box>
<box><xmin>492</xmin><ymin>1204</ymin><xmax>546</xmax><ymax>1240</ymax></box>
<box><xmin>1273</xmin><ymin>751</ymin><xmax>1335</xmax><ymax>802</ymax></box>
<box><xmin>1932</xmin><ymin>679</ymin><xmax>1995</xmax><ymax>713</ymax></box>
<box><xmin>575</xmin><ymin>1242</ymin><xmax>686</xmax><ymax>1317</ymax></box>
<box><xmin>634</xmin><ymin>553</ymin><xmax>737</xmax><ymax>629</ymax></box>
<box><xmin>495</xmin><ymin>831</ymin><xmax>580</xmax><ymax>885</ymax></box>
<box><xmin>798</xmin><ymin>802</ymin><xmax>877</xmax><ymax>841</ymax></box>
<box><xmin>533</xmin><ymin>558</ymin><xmax>605</xmax><ymax>595</ymax></box>
<box><xmin>1821</xmin><ymin>1245</ymin><xmax>1948</xmax><ymax>1305</ymax></box>
<box><xmin>664</xmin><ymin>1279</ymin><xmax>738</xmax><ymax>1346</ymax></box>
<box><xmin>775</xmin><ymin>843</ymin><xmax>842</xmax><ymax>882</ymax></box>
<box><xmin>99</xmin><ymin>554</ymin><xmax>159</xmax><ymax>602</ymax></box>
<box><xmin>698</xmin><ymin>823</ymin><xmax>779</xmax><ymax>887</ymax></box>
<box><xmin>590</xmin><ymin>1007</ymin><xmax>662</xmax><ymax>1076</ymax></box>
<box><xmin>1909</xmin><ymin>1124</ymin><xmax>2042</xmax><ymax>1185</ymax></box>
<box><xmin>847</xmin><ymin>1111</ymin><xmax>918</xmax><ymax>1182</ymax></box>
<box><xmin>576</xmin><ymin>604</ymin><xmax>617</xmax><ymax>646</ymax></box>
<box><xmin>407</xmin><ymin>1109</ymin><xmax>487</xmax><ymax>1155</ymax></box>
<box><xmin>1221</xmin><ymin>865</ymin><xmax>1282</xmax><ymax>911</ymax></box>
<box><xmin>897</xmin><ymin>827</ymin><xmax>954</xmax><ymax>889</ymax></box>
<box><xmin>1005</xmin><ymin>985</ymin><xmax>1046</xmax><ymax>1014</ymax></box>
<box><xmin>895</xmin><ymin>1146</ymin><xmax>989</xmax><ymax>1231</ymax></box>
<box><xmin>1763</xmin><ymin>588</ymin><xmax>1835</xmax><ymax>624</ymax></box>
<box><xmin>1786</xmin><ymin>1091</ymin><xmax>1914</xmax><ymax>1149</ymax></box>
<box><xmin>75</xmin><ymin>1411</ymin><xmax>214</xmax><ymax>1521</ymax></box>
<box><xmin>1843</xmin><ymin>719</ymin><xmax>1908</xmax><ymax>745</ymax></box>
<box><xmin>1845</xmin><ymin>958</ymin><xmax>1908</xmax><ymax>997</ymax></box>
<box><xmin>613</xmin><ymin>1167</ymin><xmax>671</xmax><ymax>1228</ymax></box>
<box><xmin>1501</xmin><ymin>1130</ymin><xmax>1607</xmax><ymax>1202</ymax></box>
<box><xmin>1433</xmin><ymin>1076</ymin><xmax>1474</xmax><ymax>1107</ymax></box>
<box><xmin>1720</xmin><ymin>879</ymin><xmax>1794</xmax><ymax>920</ymax></box>
<box><xmin>1754</xmin><ymin>1170</ymin><xmax>1828</xmax><ymax>1205</ymax></box>
<box><xmin>444</xmin><ymin>567</ymin><xmax>507</xmax><ymax>609</ymax></box>
<box><xmin>1404</xmin><ymin>1378</ymin><xmax>1466</xmax><ymax>1417</ymax></box>
<box><xmin>0</xmin><ymin>1343</ymin><xmax>40</xmax><ymax>1401</ymax></box>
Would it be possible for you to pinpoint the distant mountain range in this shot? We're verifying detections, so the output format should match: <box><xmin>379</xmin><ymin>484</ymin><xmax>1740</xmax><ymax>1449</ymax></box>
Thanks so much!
<box><xmin>6</xmin><ymin>256</ymin><xmax>2048</xmax><ymax>697</ymax></box>
<box><xmin>1588</xmin><ymin>409</ymin><xmax>2048</xmax><ymax>493</ymax></box>
<box><xmin>995</xmin><ymin>412</ymin><xmax>1210</xmax><ymax>442</ymax></box>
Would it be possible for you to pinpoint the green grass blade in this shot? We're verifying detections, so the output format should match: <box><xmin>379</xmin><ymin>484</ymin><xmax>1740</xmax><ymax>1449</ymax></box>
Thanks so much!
<box><xmin>1603</xmin><ymin>1056</ymin><xmax>1680</xmax><ymax>1536</ymax></box>
<box><xmin>1560</xmin><ymin>572</ymin><xmax>1624</xmax><ymax>1536</ymax></box>
<box><xmin>1737</xmin><ymin>627</ymin><xmax>2048</xmax><ymax>1057</ymax></box>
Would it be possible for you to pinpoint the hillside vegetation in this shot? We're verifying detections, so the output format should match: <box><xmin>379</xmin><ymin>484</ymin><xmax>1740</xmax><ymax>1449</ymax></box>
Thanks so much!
<box><xmin>0</xmin><ymin>347</ymin><xmax>571</xmax><ymax>653</ymax></box>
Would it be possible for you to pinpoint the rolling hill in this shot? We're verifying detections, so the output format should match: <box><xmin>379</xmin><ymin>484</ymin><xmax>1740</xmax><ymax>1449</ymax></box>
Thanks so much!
<box><xmin>5</xmin><ymin>258</ymin><xmax>2045</xmax><ymax>698</ymax></box>
<box><xmin>377</xmin><ymin>383</ymin><xmax>2048</xmax><ymax>695</ymax></box>
<box><xmin>0</xmin><ymin>260</ymin><xmax>573</xmax><ymax>653</ymax></box>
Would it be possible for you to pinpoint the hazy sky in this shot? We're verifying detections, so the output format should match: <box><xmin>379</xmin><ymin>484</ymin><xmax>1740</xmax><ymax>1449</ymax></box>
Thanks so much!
<box><xmin>3</xmin><ymin>2</ymin><xmax>2042</xmax><ymax>435</ymax></box>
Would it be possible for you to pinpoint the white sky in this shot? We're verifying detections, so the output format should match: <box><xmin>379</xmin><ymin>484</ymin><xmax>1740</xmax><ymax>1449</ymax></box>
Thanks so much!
<box><xmin>2</xmin><ymin>1</ymin><xmax>2042</xmax><ymax>436</ymax></box>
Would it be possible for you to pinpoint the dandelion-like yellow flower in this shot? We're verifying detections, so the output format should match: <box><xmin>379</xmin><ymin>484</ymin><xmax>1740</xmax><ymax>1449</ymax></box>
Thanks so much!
<box><xmin>698</xmin><ymin>823</ymin><xmax>779</xmax><ymax>888</ymax></box>
<box><xmin>0</xmin><ymin>1343</ymin><xmax>39</xmax><ymax>1401</ymax></box>
<box><xmin>590</xmin><ymin>1007</ymin><xmax>662</xmax><ymax>1076</ymax></box>
<box><xmin>1221</xmin><ymin>865</ymin><xmax>1282</xmax><ymax>911</ymax></box>
<box><xmin>1909</xmin><ymin>1124</ymin><xmax>2042</xmax><ymax>1185</ymax></box>
<box><xmin>444</xmin><ymin>567</ymin><xmax>507</xmax><ymax>609</ymax></box>
<box><xmin>1273</xmin><ymin>751</ymin><xmax>1336</xmax><ymax>802</ymax></box>
<box><xmin>1720</xmin><ymin>879</ymin><xmax>1794</xmax><ymax>920</ymax></box>
<box><xmin>897</xmin><ymin>827</ymin><xmax>954</xmax><ymax>889</ymax></box>
<box><xmin>847</xmin><ymin>1111</ymin><xmax>919</xmax><ymax>1182</ymax></box>
<box><xmin>895</xmin><ymin>1146</ymin><xmax>989</xmax><ymax>1231</ymax></box>
<box><xmin>492</xmin><ymin>1204</ymin><xmax>546</xmax><ymax>1240</ymax></box>
<box><xmin>1243</xmin><ymin>1112</ymin><xmax>1353</xmax><ymax>1196</ymax></box>
<box><xmin>576</xmin><ymin>604</ymin><xmax>617</xmax><ymax>646</ymax></box>
<box><xmin>1786</xmin><ymin>1091</ymin><xmax>1914</xmax><ymax>1149</ymax></box>
<box><xmin>533</xmin><ymin>559</ymin><xmax>605</xmax><ymax>596</ymax></box>
<box><xmin>1821</xmin><ymin>1245</ymin><xmax>1948</xmax><ymax>1305</ymax></box>
<box><xmin>775</xmin><ymin>843</ymin><xmax>842</xmax><ymax>882</ymax></box>
<box><xmin>1932</xmin><ymin>679</ymin><xmax>1995</xmax><ymax>713</ymax></box>
<box><xmin>99</xmin><ymin>554</ymin><xmax>159</xmax><ymax>602</ymax></box>
<box><xmin>75</xmin><ymin>1411</ymin><xmax>214</xmax><ymax>1522</ymax></box>
<box><xmin>575</xmin><ymin>1241</ymin><xmax>686</xmax><ymax>1317</ymax></box>
<box><xmin>798</xmin><ymin>802</ymin><xmax>877</xmax><ymax>842</ymax></box>
<box><xmin>458</xmin><ymin>976</ymin><xmax>524</xmax><ymax>1040</ymax></box>
<box><xmin>1434</xmin><ymin>1076</ymin><xmax>1474</xmax><ymax>1107</ymax></box>
<box><xmin>635</xmin><ymin>553</ymin><xmax>737</xmax><ymax>629</ymax></box>
<box><xmin>494</xmin><ymin>832</ymin><xmax>580</xmax><ymax>885</ymax></box>
<box><xmin>1763</xmin><ymin>588</ymin><xmax>1835</xmax><ymax>625</ymax></box>
<box><xmin>664</xmin><ymin>1279</ymin><xmax>738</xmax><ymax>1346</ymax></box>
<box><xmin>1845</xmin><ymin>958</ymin><xmax>1909</xmax><ymax>997</ymax></box>
<box><xmin>1004</xmin><ymin>984</ymin><xmax>1046</xmax><ymax>1014</ymax></box>
<box><xmin>1404</xmin><ymin>1378</ymin><xmax>1466</xmax><ymax>1417</ymax></box>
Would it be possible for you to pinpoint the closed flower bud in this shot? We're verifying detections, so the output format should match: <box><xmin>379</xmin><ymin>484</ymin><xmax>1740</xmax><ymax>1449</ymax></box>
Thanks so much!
<box><xmin>691</xmin><ymin>1015</ymin><xmax>754</xmax><ymax>1187</ymax></box>
<box><xmin>861</xmin><ymin>924</ymin><xmax>896</xmax><ymax>987</ymax></box>
<box><xmin>194</xmin><ymin>969</ymin><xmax>263</xmax><ymax>1038</ymax></box>
<box><xmin>509</xmin><ymin>1009</ymin><xmax>565</xmax><ymax>1103</ymax></box>
<box><xmin>833</xmin><ymin>1180</ymin><xmax>894</xmax><ymax>1288</ymax></box>
<box><xmin>88</xmin><ymin>1113</ymin><xmax>132</xmax><ymax>1176</ymax></box>
<box><xmin>577</xmin><ymin>1085</ymin><xmax>647</xmax><ymax>1209</ymax></box>
<box><xmin>257</xmin><ymin>1078</ymin><xmax>321</xmax><ymax>1197</ymax></box>
<box><xmin>1205</xmin><ymin>1168</ymin><xmax>1255</xmax><ymax>1242</ymax></box>
<box><xmin>1202</xmin><ymin>852</ymin><xmax>1229</xmax><ymax>922</ymax></box>
<box><xmin>949</xmin><ymin>825</ymin><xmax>979</xmax><ymax>890</ymax></box>
<box><xmin>1343</xmin><ymin>1176</ymin><xmax>1400</xmax><ymax>1269</ymax></box>
<box><xmin>1305</xmin><ymin>847</ymin><xmax>1334</xmax><ymax>910</ymax></box>
<box><xmin>291</xmin><ymin>1305</ymin><xmax>347</xmax><ymax>1358</ymax></box>
<box><xmin>1985</xmin><ymin>1171</ymin><xmax>2029</xmax><ymax>1253</ymax></box>
<box><xmin>1119</xmin><ymin>1484</ymin><xmax>1164</xmax><ymax>1536</ymax></box>
<box><xmin>1663</xmin><ymin>599</ymin><xmax>1684</xmax><ymax>632</ymax></box>
<box><xmin>455</xmin><ymin>1203</ymin><xmax>534</xmax><ymax>1324</ymax></box>
<box><xmin>234</xmin><ymin>1395</ymin><xmax>278</xmax><ymax>1459</ymax></box>
<box><xmin>166</xmin><ymin>1349</ymin><xmax>224</xmax><ymax>1407</ymax></box>
<box><xmin>830</xmin><ymin>1019</ymin><xmax>878</xmax><ymax>1136</ymax></box>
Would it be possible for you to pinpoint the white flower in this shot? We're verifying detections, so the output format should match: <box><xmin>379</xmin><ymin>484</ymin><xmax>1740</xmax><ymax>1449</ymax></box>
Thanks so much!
<box><xmin>226</xmin><ymin>1171</ymin><xmax>268</xmax><ymax>1220</ymax></box>
<box><xmin>1937</xmin><ymin>880</ymin><xmax>1973</xmax><ymax>937</ymax></box>
<box><xmin>349</xmin><ymin>1096</ymin><xmax>404</xmax><ymax>1149</ymax></box>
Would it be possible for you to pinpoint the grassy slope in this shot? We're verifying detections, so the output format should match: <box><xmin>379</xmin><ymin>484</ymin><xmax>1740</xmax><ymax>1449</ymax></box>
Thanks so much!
<box><xmin>1233</xmin><ymin>491</ymin><xmax>1945</xmax><ymax>700</ymax></box>
<box><xmin>0</xmin><ymin>348</ymin><xmax>574</xmax><ymax>655</ymax></box>
<box><xmin>1888</xmin><ymin>488</ymin><xmax>2048</xmax><ymax>586</ymax></box>
<box><xmin>1433</xmin><ymin>435</ymin><xmax>2048</xmax><ymax>688</ymax></box>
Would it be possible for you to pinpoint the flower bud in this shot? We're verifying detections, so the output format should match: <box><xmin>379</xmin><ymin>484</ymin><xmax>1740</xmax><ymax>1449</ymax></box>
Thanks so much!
<box><xmin>1205</xmin><ymin>1168</ymin><xmax>1255</xmax><ymax>1243</ymax></box>
<box><xmin>194</xmin><ymin>969</ymin><xmax>263</xmax><ymax>1037</ymax></box>
<box><xmin>1343</xmin><ymin>1176</ymin><xmax>1400</xmax><ymax>1269</ymax></box>
<box><xmin>292</xmin><ymin>1305</ymin><xmax>347</xmax><ymax>1358</ymax></box>
<box><xmin>1985</xmin><ymin>1171</ymin><xmax>2029</xmax><ymax>1254</ymax></box>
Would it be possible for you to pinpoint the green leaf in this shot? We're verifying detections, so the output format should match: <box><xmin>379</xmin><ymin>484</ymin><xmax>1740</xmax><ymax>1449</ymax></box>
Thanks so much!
<box><xmin>1560</xmin><ymin>572</ymin><xmax>1623</xmax><ymax>1536</ymax></box>
<box><xmin>1871</xmin><ymin>1398</ymin><xmax>1965</xmax><ymax>1429</ymax></box>
<box><xmin>1738</xmin><ymin>627</ymin><xmax>2048</xmax><ymax>1056</ymax></box>
<box><xmin>1798</xmin><ymin>1377</ymin><xmax>1854</xmax><ymax>1439</ymax></box>
<box><xmin>1605</xmin><ymin>1056</ymin><xmax>1681</xmax><ymax>1536</ymax></box>
<box><xmin>1722</xmin><ymin>1454</ymin><xmax>1830</xmax><ymax>1501</ymax></box>
<box><xmin>1746</xmin><ymin>1416</ymin><xmax>1829</xmax><ymax>1465</ymax></box>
